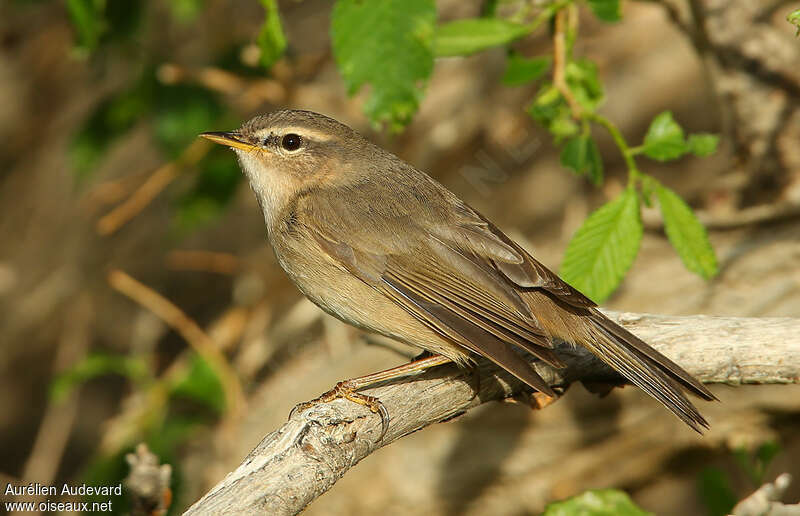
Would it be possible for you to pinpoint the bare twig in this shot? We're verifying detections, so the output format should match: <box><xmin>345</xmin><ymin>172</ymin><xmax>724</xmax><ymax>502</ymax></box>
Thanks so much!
<box><xmin>108</xmin><ymin>270</ymin><xmax>244</xmax><ymax>419</ymax></box>
<box><xmin>126</xmin><ymin>443</ymin><xmax>173</xmax><ymax>516</ymax></box>
<box><xmin>157</xmin><ymin>64</ymin><xmax>287</xmax><ymax>107</ymax></box>
<box><xmin>184</xmin><ymin>312</ymin><xmax>800</xmax><ymax>515</ymax></box>
<box><xmin>17</xmin><ymin>296</ymin><xmax>92</xmax><ymax>509</ymax></box>
<box><xmin>97</xmin><ymin>139</ymin><xmax>210</xmax><ymax>236</ymax></box>
<box><xmin>733</xmin><ymin>473</ymin><xmax>800</xmax><ymax>516</ymax></box>
<box><xmin>165</xmin><ymin>250</ymin><xmax>241</xmax><ymax>275</ymax></box>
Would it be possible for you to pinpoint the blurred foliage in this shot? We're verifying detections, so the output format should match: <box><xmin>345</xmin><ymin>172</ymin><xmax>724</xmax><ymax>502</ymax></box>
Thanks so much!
<box><xmin>66</xmin><ymin>0</ymin><xmax>143</xmax><ymax>53</ymax></box>
<box><xmin>258</xmin><ymin>0</ymin><xmax>287</xmax><ymax>68</ymax></box>
<box><xmin>50</xmin><ymin>352</ymin><xmax>150</xmax><ymax>403</ymax></box>
<box><xmin>697</xmin><ymin>468</ymin><xmax>738</xmax><ymax>516</ymax></box>
<box><xmin>434</xmin><ymin>18</ymin><xmax>528</xmax><ymax>57</ymax></box>
<box><xmin>542</xmin><ymin>488</ymin><xmax>651</xmax><ymax>515</ymax></box>
<box><xmin>586</xmin><ymin>0</ymin><xmax>621</xmax><ymax>22</ymax></box>
<box><xmin>734</xmin><ymin>441</ymin><xmax>782</xmax><ymax>486</ymax></box>
<box><xmin>697</xmin><ymin>441</ymin><xmax>782</xmax><ymax>516</ymax></box>
<box><xmin>331</xmin><ymin>0</ymin><xmax>437</xmax><ymax>130</ymax></box>
<box><xmin>789</xmin><ymin>8</ymin><xmax>800</xmax><ymax>36</ymax></box>
<box><xmin>169</xmin><ymin>355</ymin><xmax>226</xmax><ymax>414</ymax></box>
<box><xmin>176</xmin><ymin>146</ymin><xmax>242</xmax><ymax>231</ymax></box>
<box><xmin>502</xmin><ymin>52</ymin><xmax>551</xmax><ymax>86</ymax></box>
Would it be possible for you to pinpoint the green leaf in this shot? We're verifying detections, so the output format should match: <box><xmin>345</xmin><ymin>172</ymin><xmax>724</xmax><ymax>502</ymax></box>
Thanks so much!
<box><xmin>434</xmin><ymin>18</ymin><xmax>529</xmax><ymax>57</ymax></box>
<box><xmin>543</xmin><ymin>489</ymin><xmax>651</xmax><ymax>516</ymax></box>
<box><xmin>560</xmin><ymin>135</ymin><xmax>604</xmax><ymax>185</ymax></box>
<box><xmin>656</xmin><ymin>185</ymin><xmax>718</xmax><ymax>279</ymax></box>
<box><xmin>66</xmin><ymin>0</ymin><xmax>105</xmax><ymax>52</ymax></box>
<box><xmin>258</xmin><ymin>0</ymin><xmax>287</xmax><ymax>68</ymax></box>
<box><xmin>50</xmin><ymin>353</ymin><xmax>149</xmax><ymax>403</ymax></box>
<box><xmin>697</xmin><ymin>468</ymin><xmax>737</xmax><ymax>516</ymax></box>
<box><xmin>169</xmin><ymin>355</ymin><xmax>226</xmax><ymax>413</ymax></box>
<box><xmin>528</xmin><ymin>85</ymin><xmax>579</xmax><ymax>141</ymax></box>
<box><xmin>566</xmin><ymin>59</ymin><xmax>604</xmax><ymax>112</ymax></box>
<box><xmin>587</xmin><ymin>0</ymin><xmax>622</xmax><ymax>22</ymax></box>
<box><xmin>788</xmin><ymin>9</ymin><xmax>800</xmax><ymax>36</ymax></box>
<box><xmin>560</xmin><ymin>189</ymin><xmax>642</xmax><ymax>303</ymax></box>
<box><xmin>642</xmin><ymin>111</ymin><xmax>688</xmax><ymax>161</ymax></box>
<box><xmin>687</xmin><ymin>133</ymin><xmax>719</xmax><ymax>157</ymax></box>
<box><xmin>502</xmin><ymin>53</ymin><xmax>550</xmax><ymax>86</ymax></box>
<box><xmin>331</xmin><ymin>0</ymin><xmax>436</xmax><ymax>130</ymax></box>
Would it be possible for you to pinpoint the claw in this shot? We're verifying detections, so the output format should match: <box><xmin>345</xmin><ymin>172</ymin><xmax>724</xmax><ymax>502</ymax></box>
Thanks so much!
<box><xmin>288</xmin><ymin>381</ymin><xmax>390</xmax><ymax>442</ymax></box>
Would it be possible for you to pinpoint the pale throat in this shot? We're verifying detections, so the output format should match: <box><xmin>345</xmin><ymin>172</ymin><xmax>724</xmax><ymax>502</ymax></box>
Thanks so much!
<box><xmin>234</xmin><ymin>149</ymin><xmax>298</xmax><ymax>235</ymax></box>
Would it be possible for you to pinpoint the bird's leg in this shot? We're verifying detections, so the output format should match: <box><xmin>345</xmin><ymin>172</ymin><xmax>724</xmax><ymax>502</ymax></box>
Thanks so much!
<box><xmin>290</xmin><ymin>354</ymin><xmax>453</xmax><ymax>440</ymax></box>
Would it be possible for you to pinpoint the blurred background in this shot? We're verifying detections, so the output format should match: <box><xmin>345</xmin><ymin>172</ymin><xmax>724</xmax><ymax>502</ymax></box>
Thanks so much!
<box><xmin>1</xmin><ymin>0</ymin><xmax>799</xmax><ymax>514</ymax></box>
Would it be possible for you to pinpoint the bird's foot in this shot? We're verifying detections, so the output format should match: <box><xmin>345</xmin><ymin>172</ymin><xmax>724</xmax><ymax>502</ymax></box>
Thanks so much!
<box><xmin>289</xmin><ymin>380</ymin><xmax>390</xmax><ymax>441</ymax></box>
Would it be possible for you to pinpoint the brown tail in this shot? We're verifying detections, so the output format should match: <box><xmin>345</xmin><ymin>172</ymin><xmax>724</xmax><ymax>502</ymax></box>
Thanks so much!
<box><xmin>584</xmin><ymin>310</ymin><xmax>716</xmax><ymax>433</ymax></box>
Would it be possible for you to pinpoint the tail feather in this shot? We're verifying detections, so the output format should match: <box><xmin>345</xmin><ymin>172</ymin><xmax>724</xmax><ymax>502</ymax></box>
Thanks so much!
<box><xmin>585</xmin><ymin>314</ymin><xmax>711</xmax><ymax>432</ymax></box>
<box><xmin>592</xmin><ymin>311</ymin><xmax>717</xmax><ymax>401</ymax></box>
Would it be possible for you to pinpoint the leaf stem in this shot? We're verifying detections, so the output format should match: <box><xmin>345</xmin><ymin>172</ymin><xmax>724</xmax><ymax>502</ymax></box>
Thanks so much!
<box><xmin>552</xmin><ymin>7</ymin><xmax>583</xmax><ymax>117</ymax></box>
<box><xmin>586</xmin><ymin>112</ymin><xmax>642</xmax><ymax>186</ymax></box>
<box><xmin>525</xmin><ymin>0</ymin><xmax>572</xmax><ymax>32</ymax></box>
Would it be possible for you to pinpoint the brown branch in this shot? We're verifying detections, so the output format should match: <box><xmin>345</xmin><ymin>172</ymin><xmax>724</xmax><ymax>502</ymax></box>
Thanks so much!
<box><xmin>96</xmin><ymin>139</ymin><xmax>210</xmax><ymax>236</ymax></box>
<box><xmin>183</xmin><ymin>312</ymin><xmax>800</xmax><ymax>515</ymax></box>
<box><xmin>108</xmin><ymin>269</ymin><xmax>244</xmax><ymax>420</ymax></box>
<box><xmin>165</xmin><ymin>250</ymin><xmax>241</xmax><ymax>275</ymax></box>
<box><xmin>732</xmin><ymin>473</ymin><xmax>800</xmax><ymax>515</ymax></box>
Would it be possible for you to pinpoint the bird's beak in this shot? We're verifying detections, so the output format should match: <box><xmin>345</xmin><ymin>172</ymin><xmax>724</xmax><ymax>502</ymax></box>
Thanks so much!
<box><xmin>199</xmin><ymin>131</ymin><xmax>257</xmax><ymax>151</ymax></box>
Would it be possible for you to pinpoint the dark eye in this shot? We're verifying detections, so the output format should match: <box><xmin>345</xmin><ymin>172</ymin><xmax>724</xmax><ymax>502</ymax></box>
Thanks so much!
<box><xmin>281</xmin><ymin>133</ymin><xmax>302</xmax><ymax>151</ymax></box>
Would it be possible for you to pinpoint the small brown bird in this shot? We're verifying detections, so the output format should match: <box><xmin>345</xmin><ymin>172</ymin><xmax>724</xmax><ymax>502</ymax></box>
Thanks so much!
<box><xmin>201</xmin><ymin>110</ymin><xmax>715</xmax><ymax>432</ymax></box>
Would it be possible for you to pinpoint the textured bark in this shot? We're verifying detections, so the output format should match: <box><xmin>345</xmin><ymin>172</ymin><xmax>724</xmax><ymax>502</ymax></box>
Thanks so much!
<box><xmin>183</xmin><ymin>311</ymin><xmax>800</xmax><ymax>515</ymax></box>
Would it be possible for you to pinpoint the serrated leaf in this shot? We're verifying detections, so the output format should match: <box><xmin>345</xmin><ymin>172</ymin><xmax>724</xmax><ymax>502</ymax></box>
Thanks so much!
<box><xmin>643</xmin><ymin>111</ymin><xmax>688</xmax><ymax>161</ymax></box>
<box><xmin>687</xmin><ymin>133</ymin><xmax>719</xmax><ymax>157</ymax></box>
<box><xmin>332</xmin><ymin>0</ymin><xmax>436</xmax><ymax>130</ymax></box>
<box><xmin>560</xmin><ymin>189</ymin><xmax>642</xmax><ymax>303</ymax></box>
<box><xmin>561</xmin><ymin>135</ymin><xmax>603</xmax><ymax>185</ymax></box>
<box><xmin>50</xmin><ymin>353</ymin><xmax>149</xmax><ymax>403</ymax></box>
<box><xmin>503</xmin><ymin>53</ymin><xmax>550</xmax><ymax>86</ymax></box>
<box><xmin>543</xmin><ymin>489</ymin><xmax>651</xmax><ymax>516</ymax></box>
<box><xmin>434</xmin><ymin>18</ymin><xmax>529</xmax><ymax>57</ymax></box>
<box><xmin>587</xmin><ymin>0</ymin><xmax>622</xmax><ymax>22</ymax></box>
<box><xmin>257</xmin><ymin>0</ymin><xmax>286</xmax><ymax>68</ymax></box>
<box><xmin>656</xmin><ymin>185</ymin><xmax>717</xmax><ymax>279</ymax></box>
